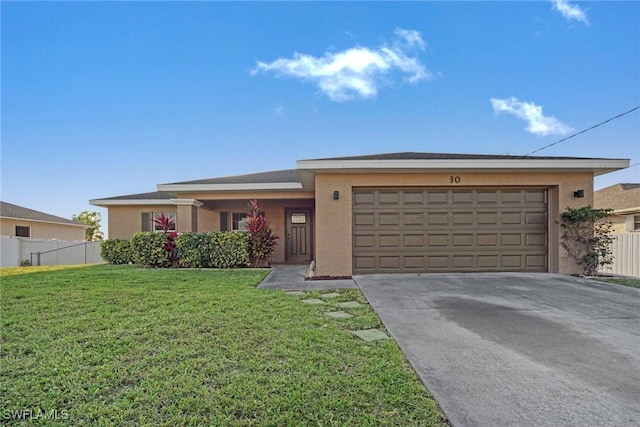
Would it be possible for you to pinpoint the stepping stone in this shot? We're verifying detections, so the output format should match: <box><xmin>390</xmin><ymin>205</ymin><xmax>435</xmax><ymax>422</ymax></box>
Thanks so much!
<box><xmin>301</xmin><ymin>298</ymin><xmax>326</xmax><ymax>305</ymax></box>
<box><xmin>325</xmin><ymin>311</ymin><xmax>353</xmax><ymax>319</ymax></box>
<box><xmin>285</xmin><ymin>290</ymin><xmax>306</xmax><ymax>296</ymax></box>
<box><xmin>353</xmin><ymin>329</ymin><xmax>389</xmax><ymax>342</ymax></box>
<box><xmin>337</xmin><ymin>301</ymin><xmax>364</xmax><ymax>309</ymax></box>
<box><xmin>320</xmin><ymin>292</ymin><xmax>341</xmax><ymax>299</ymax></box>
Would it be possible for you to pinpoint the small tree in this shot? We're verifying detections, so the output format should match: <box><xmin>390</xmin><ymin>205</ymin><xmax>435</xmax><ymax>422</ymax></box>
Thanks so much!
<box><xmin>152</xmin><ymin>213</ymin><xmax>178</xmax><ymax>267</ymax></box>
<box><xmin>560</xmin><ymin>205</ymin><xmax>614</xmax><ymax>276</ymax></box>
<box><xmin>246</xmin><ymin>200</ymin><xmax>279</xmax><ymax>268</ymax></box>
<box><xmin>72</xmin><ymin>210</ymin><xmax>104</xmax><ymax>241</ymax></box>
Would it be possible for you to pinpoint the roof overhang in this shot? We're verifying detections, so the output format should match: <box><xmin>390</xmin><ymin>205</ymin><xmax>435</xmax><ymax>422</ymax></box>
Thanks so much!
<box><xmin>296</xmin><ymin>158</ymin><xmax>630</xmax><ymax>176</ymax></box>
<box><xmin>156</xmin><ymin>182</ymin><xmax>304</xmax><ymax>192</ymax></box>
<box><xmin>296</xmin><ymin>158</ymin><xmax>630</xmax><ymax>190</ymax></box>
<box><xmin>170</xmin><ymin>199</ymin><xmax>204</xmax><ymax>207</ymax></box>
<box><xmin>90</xmin><ymin>199</ymin><xmax>175</xmax><ymax>207</ymax></box>
<box><xmin>612</xmin><ymin>207</ymin><xmax>640</xmax><ymax>215</ymax></box>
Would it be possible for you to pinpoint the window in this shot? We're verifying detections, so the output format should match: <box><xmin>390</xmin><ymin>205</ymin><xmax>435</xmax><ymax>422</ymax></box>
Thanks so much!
<box><xmin>635</xmin><ymin>215</ymin><xmax>640</xmax><ymax>231</ymax></box>
<box><xmin>152</xmin><ymin>212</ymin><xmax>176</xmax><ymax>232</ymax></box>
<box><xmin>220</xmin><ymin>211</ymin><xmax>266</xmax><ymax>231</ymax></box>
<box><xmin>141</xmin><ymin>212</ymin><xmax>176</xmax><ymax>232</ymax></box>
<box><xmin>232</xmin><ymin>212</ymin><xmax>249</xmax><ymax>231</ymax></box>
<box><xmin>15</xmin><ymin>226</ymin><xmax>30</xmax><ymax>237</ymax></box>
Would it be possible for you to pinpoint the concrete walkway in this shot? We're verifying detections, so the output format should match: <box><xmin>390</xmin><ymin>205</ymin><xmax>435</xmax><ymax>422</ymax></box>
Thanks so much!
<box><xmin>257</xmin><ymin>265</ymin><xmax>357</xmax><ymax>290</ymax></box>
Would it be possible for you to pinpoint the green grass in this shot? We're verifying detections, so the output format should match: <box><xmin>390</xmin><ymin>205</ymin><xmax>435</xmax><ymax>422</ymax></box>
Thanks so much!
<box><xmin>595</xmin><ymin>277</ymin><xmax>640</xmax><ymax>288</ymax></box>
<box><xmin>1</xmin><ymin>265</ymin><xmax>447</xmax><ymax>426</ymax></box>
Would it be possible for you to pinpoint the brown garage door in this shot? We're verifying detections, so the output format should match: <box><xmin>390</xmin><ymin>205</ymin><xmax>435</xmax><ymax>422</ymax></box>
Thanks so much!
<box><xmin>353</xmin><ymin>188</ymin><xmax>548</xmax><ymax>274</ymax></box>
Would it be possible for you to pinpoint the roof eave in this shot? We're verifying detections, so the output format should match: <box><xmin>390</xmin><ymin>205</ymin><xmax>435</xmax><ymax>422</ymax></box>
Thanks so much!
<box><xmin>89</xmin><ymin>199</ymin><xmax>176</xmax><ymax>207</ymax></box>
<box><xmin>296</xmin><ymin>158</ymin><xmax>630</xmax><ymax>176</ymax></box>
<box><xmin>156</xmin><ymin>182</ymin><xmax>304</xmax><ymax>192</ymax></box>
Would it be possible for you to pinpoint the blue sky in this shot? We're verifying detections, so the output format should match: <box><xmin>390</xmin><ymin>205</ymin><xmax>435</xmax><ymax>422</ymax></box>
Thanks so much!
<box><xmin>2</xmin><ymin>1</ymin><xmax>639</xmax><ymax>235</ymax></box>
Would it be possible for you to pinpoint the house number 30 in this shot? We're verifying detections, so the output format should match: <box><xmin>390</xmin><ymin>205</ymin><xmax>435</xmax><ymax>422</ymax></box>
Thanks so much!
<box><xmin>449</xmin><ymin>176</ymin><xmax>461</xmax><ymax>183</ymax></box>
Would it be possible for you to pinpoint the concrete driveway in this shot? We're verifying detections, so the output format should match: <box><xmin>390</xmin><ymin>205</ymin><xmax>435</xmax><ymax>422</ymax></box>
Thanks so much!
<box><xmin>356</xmin><ymin>273</ymin><xmax>640</xmax><ymax>427</ymax></box>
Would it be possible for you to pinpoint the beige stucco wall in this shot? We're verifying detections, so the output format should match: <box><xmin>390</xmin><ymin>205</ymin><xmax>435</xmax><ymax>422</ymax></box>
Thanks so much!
<box><xmin>0</xmin><ymin>218</ymin><xmax>87</xmax><ymax>240</ymax></box>
<box><xmin>607</xmin><ymin>213</ymin><xmax>640</xmax><ymax>234</ymax></box>
<box><xmin>195</xmin><ymin>199</ymin><xmax>314</xmax><ymax>263</ymax></box>
<box><xmin>107</xmin><ymin>205</ymin><xmax>177</xmax><ymax>239</ymax></box>
<box><xmin>105</xmin><ymin>198</ymin><xmax>314</xmax><ymax>263</ymax></box>
<box><xmin>609</xmin><ymin>216</ymin><xmax>627</xmax><ymax>234</ymax></box>
<box><xmin>314</xmin><ymin>171</ymin><xmax>594</xmax><ymax>277</ymax></box>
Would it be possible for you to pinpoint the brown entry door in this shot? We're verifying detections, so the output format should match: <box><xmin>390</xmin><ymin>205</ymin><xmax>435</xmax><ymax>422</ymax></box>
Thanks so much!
<box><xmin>286</xmin><ymin>209</ymin><xmax>312</xmax><ymax>263</ymax></box>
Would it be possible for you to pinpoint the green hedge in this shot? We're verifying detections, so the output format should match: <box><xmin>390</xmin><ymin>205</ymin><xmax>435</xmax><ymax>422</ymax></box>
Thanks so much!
<box><xmin>103</xmin><ymin>232</ymin><xmax>250</xmax><ymax>268</ymax></box>
<box><xmin>175</xmin><ymin>232</ymin><xmax>250</xmax><ymax>268</ymax></box>
<box><xmin>210</xmin><ymin>232</ymin><xmax>250</xmax><ymax>268</ymax></box>
<box><xmin>100</xmin><ymin>239</ymin><xmax>133</xmax><ymax>264</ymax></box>
<box><xmin>130</xmin><ymin>232</ymin><xmax>172</xmax><ymax>268</ymax></box>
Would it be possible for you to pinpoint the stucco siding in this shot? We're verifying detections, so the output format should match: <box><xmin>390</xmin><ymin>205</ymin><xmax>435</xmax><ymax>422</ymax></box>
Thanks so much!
<box><xmin>106</xmin><ymin>199</ymin><xmax>314</xmax><ymax>264</ymax></box>
<box><xmin>0</xmin><ymin>218</ymin><xmax>86</xmax><ymax>241</ymax></box>
<box><xmin>107</xmin><ymin>205</ymin><xmax>177</xmax><ymax>240</ymax></box>
<box><xmin>314</xmin><ymin>171</ymin><xmax>594</xmax><ymax>276</ymax></box>
<box><xmin>199</xmin><ymin>199</ymin><xmax>314</xmax><ymax>263</ymax></box>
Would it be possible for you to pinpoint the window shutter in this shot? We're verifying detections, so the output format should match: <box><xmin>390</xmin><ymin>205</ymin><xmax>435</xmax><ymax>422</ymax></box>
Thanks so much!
<box><xmin>141</xmin><ymin>212</ymin><xmax>151</xmax><ymax>232</ymax></box>
<box><xmin>220</xmin><ymin>212</ymin><xmax>229</xmax><ymax>232</ymax></box>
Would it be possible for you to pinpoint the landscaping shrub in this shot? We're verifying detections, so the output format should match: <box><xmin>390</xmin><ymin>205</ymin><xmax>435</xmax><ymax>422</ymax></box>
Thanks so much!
<box><xmin>152</xmin><ymin>213</ymin><xmax>178</xmax><ymax>267</ymax></box>
<box><xmin>560</xmin><ymin>205</ymin><xmax>614</xmax><ymax>276</ymax></box>
<box><xmin>174</xmin><ymin>232</ymin><xmax>212</xmax><ymax>268</ymax></box>
<box><xmin>210</xmin><ymin>231</ymin><xmax>250</xmax><ymax>268</ymax></box>
<box><xmin>174</xmin><ymin>232</ymin><xmax>250</xmax><ymax>268</ymax></box>
<box><xmin>246</xmin><ymin>200</ymin><xmax>279</xmax><ymax>267</ymax></box>
<box><xmin>100</xmin><ymin>239</ymin><xmax>133</xmax><ymax>264</ymax></box>
<box><xmin>106</xmin><ymin>231</ymin><xmax>250</xmax><ymax>269</ymax></box>
<box><xmin>130</xmin><ymin>232</ymin><xmax>171</xmax><ymax>267</ymax></box>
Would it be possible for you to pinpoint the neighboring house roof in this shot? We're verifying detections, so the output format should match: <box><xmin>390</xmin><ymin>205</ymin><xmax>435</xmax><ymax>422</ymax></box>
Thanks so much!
<box><xmin>0</xmin><ymin>201</ymin><xmax>87</xmax><ymax>227</ymax></box>
<box><xmin>619</xmin><ymin>183</ymin><xmax>640</xmax><ymax>191</ymax></box>
<box><xmin>594</xmin><ymin>183</ymin><xmax>640</xmax><ymax>213</ymax></box>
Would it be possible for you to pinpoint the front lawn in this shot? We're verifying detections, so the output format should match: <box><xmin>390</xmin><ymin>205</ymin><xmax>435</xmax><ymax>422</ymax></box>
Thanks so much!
<box><xmin>594</xmin><ymin>276</ymin><xmax>640</xmax><ymax>288</ymax></box>
<box><xmin>1</xmin><ymin>265</ymin><xmax>447</xmax><ymax>425</ymax></box>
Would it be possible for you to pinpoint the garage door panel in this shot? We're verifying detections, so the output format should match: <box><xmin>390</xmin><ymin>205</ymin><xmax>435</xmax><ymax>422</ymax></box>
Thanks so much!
<box><xmin>526</xmin><ymin>212</ymin><xmax>546</xmax><ymax>224</ymax></box>
<box><xmin>353</xmin><ymin>188</ymin><xmax>548</xmax><ymax>273</ymax></box>
<box><xmin>404</xmin><ymin>192</ymin><xmax>425</xmax><ymax>204</ymax></box>
<box><xmin>353</xmin><ymin>191</ymin><xmax>375</xmax><ymax>205</ymax></box>
<box><xmin>526</xmin><ymin>233</ymin><xmax>546</xmax><ymax>246</ymax></box>
<box><xmin>453</xmin><ymin>234</ymin><xmax>474</xmax><ymax>246</ymax></box>
<box><xmin>354</xmin><ymin>213</ymin><xmax>375</xmax><ymax>226</ymax></box>
<box><xmin>404</xmin><ymin>234</ymin><xmax>424</xmax><ymax>246</ymax></box>
<box><xmin>453</xmin><ymin>192</ymin><xmax>473</xmax><ymax>203</ymax></box>
<box><xmin>453</xmin><ymin>212</ymin><xmax>474</xmax><ymax>225</ymax></box>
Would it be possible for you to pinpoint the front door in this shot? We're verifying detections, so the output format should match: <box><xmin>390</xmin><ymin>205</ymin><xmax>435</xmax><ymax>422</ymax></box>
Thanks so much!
<box><xmin>286</xmin><ymin>209</ymin><xmax>312</xmax><ymax>263</ymax></box>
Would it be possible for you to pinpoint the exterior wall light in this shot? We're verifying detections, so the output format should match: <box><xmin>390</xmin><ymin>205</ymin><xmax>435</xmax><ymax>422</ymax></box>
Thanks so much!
<box><xmin>333</xmin><ymin>191</ymin><xmax>340</xmax><ymax>200</ymax></box>
<box><xmin>573</xmin><ymin>189</ymin><xmax>585</xmax><ymax>198</ymax></box>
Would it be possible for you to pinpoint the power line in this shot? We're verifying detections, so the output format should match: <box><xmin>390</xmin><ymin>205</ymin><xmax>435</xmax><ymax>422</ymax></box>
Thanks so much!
<box><xmin>524</xmin><ymin>105</ymin><xmax>640</xmax><ymax>156</ymax></box>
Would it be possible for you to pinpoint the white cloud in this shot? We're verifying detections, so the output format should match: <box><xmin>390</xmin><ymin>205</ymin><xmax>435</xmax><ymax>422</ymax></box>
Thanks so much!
<box><xmin>251</xmin><ymin>28</ymin><xmax>431</xmax><ymax>102</ymax></box>
<box><xmin>551</xmin><ymin>0</ymin><xmax>590</xmax><ymax>25</ymax></box>
<box><xmin>491</xmin><ymin>97</ymin><xmax>573</xmax><ymax>136</ymax></box>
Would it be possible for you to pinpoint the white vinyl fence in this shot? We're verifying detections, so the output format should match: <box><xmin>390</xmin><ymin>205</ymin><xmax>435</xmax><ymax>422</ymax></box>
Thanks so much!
<box><xmin>0</xmin><ymin>236</ymin><xmax>103</xmax><ymax>267</ymax></box>
<box><xmin>599</xmin><ymin>233</ymin><xmax>640</xmax><ymax>278</ymax></box>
